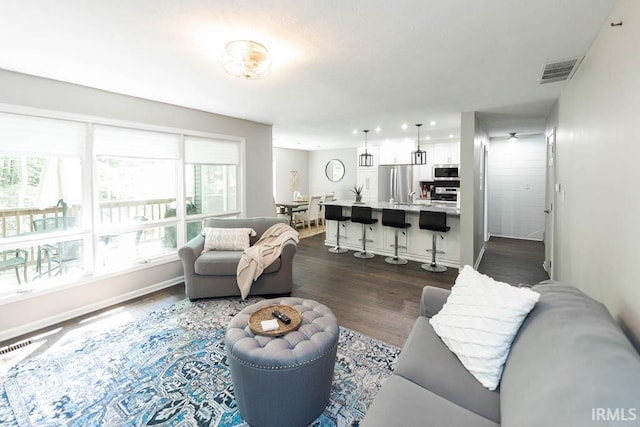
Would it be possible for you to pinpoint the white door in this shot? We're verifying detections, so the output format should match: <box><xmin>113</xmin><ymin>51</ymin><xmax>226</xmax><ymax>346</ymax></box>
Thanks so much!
<box><xmin>544</xmin><ymin>128</ymin><xmax>556</xmax><ymax>278</ymax></box>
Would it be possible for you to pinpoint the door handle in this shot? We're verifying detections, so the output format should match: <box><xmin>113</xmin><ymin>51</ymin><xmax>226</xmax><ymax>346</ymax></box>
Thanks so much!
<box><xmin>544</xmin><ymin>210</ymin><xmax>550</xmax><ymax>214</ymax></box>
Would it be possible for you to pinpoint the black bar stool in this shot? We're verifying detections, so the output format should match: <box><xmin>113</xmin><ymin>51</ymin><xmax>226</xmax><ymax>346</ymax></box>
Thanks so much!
<box><xmin>419</xmin><ymin>210</ymin><xmax>450</xmax><ymax>272</ymax></box>
<box><xmin>351</xmin><ymin>206</ymin><xmax>378</xmax><ymax>259</ymax></box>
<box><xmin>382</xmin><ymin>209</ymin><xmax>411</xmax><ymax>265</ymax></box>
<box><xmin>324</xmin><ymin>205</ymin><xmax>350</xmax><ymax>253</ymax></box>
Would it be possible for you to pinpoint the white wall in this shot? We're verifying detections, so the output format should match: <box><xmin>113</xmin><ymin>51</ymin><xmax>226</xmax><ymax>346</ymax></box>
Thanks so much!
<box><xmin>309</xmin><ymin>148</ymin><xmax>357</xmax><ymax>199</ymax></box>
<box><xmin>460</xmin><ymin>112</ymin><xmax>488</xmax><ymax>268</ymax></box>
<box><xmin>273</xmin><ymin>148</ymin><xmax>309</xmax><ymax>202</ymax></box>
<box><xmin>0</xmin><ymin>69</ymin><xmax>273</xmax><ymax>340</ymax></box>
<box><xmin>488</xmin><ymin>134</ymin><xmax>546</xmax><ymax>240</ymax></box>
<box><xmin>549</xmin><ymin>0</ymin><xmax>640</xmax><ymax>320</ymax></box>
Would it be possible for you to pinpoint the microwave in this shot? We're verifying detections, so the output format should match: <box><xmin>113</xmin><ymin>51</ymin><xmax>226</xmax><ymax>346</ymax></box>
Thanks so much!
<box><xmin>433</xmin><ymin>164</ymin><xmax>460</xmax><ymax>180</ymax></box>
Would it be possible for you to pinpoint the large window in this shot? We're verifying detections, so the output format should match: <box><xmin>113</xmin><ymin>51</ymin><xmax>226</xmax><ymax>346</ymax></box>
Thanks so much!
<box><xmin>0</xmin><ymin>113</ymin><xmax>87</xmax><ymax>294</ymax></box>
<box><xmin>183</xmin><ymin>136</ymin><xmax>241</xmax><ymax>242</ymax></box>
<box><xmin>94</xmin><ymin>125</ymin><xmax>180</xmax><ymax>271</ymax></box>
<box><xmin>0</xmin><ymin>113</ymin><xmax>244</xmax><ymax>297</ymax></box>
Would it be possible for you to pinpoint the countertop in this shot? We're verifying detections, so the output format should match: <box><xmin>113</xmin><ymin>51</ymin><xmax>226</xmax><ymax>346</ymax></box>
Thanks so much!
<box><xmin>327</xmin><ymin>199</ymin><xmax>460</xmax><ymax>216</ymax></box>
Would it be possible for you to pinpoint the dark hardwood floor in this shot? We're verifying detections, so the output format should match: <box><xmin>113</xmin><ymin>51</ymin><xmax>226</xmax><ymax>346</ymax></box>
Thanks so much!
<box><xmin>291</xmin><ymin>233</ymin><xmax>456</xmax><ymax>347</ymax></box>
<box><xmin>1</xmin><ymin>233</ymin><xmax>549</xmax><ymax>362</ymax></box>
<box><xmin>477</xmin><ymin>236</ymin><xmax>549</xmax><ymax>286</ymax></box>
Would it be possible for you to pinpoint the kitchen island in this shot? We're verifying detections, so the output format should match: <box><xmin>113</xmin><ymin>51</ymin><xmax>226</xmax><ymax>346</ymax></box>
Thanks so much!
<box><xmin>323</xmin><ymin>200</ymin><xmax>461</xmax><ymax>268</ymax></box>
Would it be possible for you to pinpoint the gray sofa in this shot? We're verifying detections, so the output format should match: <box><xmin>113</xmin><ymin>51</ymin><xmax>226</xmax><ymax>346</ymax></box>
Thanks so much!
<box><xmin>178</xmin><ymin>217</ymin><xmax>296</xmax><ymax>300</ymax></box>
<box><xmin>362</xmin><ymin>282</ymin><xmax>640</xmax><ymax>427</ymax></box>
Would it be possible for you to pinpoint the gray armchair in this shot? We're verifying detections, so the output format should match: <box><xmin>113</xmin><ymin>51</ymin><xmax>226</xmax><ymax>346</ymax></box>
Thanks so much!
<box><xmin>178</xmin><ymin>217</ymin><xmax>297</xmax><ymax>300</ymax></box>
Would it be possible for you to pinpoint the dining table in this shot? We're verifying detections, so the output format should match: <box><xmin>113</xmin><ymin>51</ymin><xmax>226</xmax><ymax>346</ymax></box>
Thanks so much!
<box><xmin>275</xmin><ymin>201</ymin><xmax>309</xmax><ymax>226</ymax></box>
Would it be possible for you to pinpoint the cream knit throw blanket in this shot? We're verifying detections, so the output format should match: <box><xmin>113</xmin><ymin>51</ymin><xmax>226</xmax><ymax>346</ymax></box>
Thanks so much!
<box><xmin>236</xmin><ymin>223</ymin><xmax>299</xmax><ymax>299</ymax></box>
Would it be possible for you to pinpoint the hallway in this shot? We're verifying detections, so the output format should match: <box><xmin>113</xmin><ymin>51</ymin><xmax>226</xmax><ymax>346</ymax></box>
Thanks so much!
<box><xmin>477</xmin><ymin>237</ymin><xmax>550</xmax><ymax>286</ymax></box>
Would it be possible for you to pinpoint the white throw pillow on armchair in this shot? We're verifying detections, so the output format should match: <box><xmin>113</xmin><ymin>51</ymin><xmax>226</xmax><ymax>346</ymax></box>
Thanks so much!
<box><xmin>201</xmin><ymin>228</ymin><xmax>257</xmax><ymax>252</ymax></box>
<box><xmin>429</xmin><ymin>265</ymin><xmax>540</xmax><ymax>390</ymax></box>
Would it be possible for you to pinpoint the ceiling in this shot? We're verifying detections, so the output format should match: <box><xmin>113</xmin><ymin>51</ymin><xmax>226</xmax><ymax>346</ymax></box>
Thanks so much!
<box><xmin>0</xmin><ymin>1</ymin><xmax>616</xmax><ymax>150</ymax></box>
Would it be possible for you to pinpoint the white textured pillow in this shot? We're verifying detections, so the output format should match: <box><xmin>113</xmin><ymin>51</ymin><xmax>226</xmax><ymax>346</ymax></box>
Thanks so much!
<box><xmin>202</xmin><ymin>228</ymin><xmax>257</xmax><ymax>252</ymax></box>
<box><xmin>429</xmin><ymin>265</ymin><xmax>540</xmax><ymax>390</ymax></box>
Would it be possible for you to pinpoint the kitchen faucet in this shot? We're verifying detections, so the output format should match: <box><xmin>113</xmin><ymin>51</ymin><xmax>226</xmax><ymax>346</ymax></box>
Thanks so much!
<box><xmin>408</xmin><ymin>191</ymin><xmax>416</xmax><ymax>204</ymax></box>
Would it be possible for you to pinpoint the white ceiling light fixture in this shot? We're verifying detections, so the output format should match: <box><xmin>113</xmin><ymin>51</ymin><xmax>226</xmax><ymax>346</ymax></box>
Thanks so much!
<box><xmin>222</xmin><ymin>40</ymin><xmax>271</xmax><ymax>80</ymax></box>
<box><xmin>430</xmin><ymin>121</ymin><xmax>436</xmax><ymax>126</ymax></box>
<box><xmin>411</xmin><ymin>124</ymin><xmax>427</xmax><ymax>165</ymax></box>
<box><xmin>507</xmin><ymin>132</ymin><xmax>519</xmax><ymax>142</ymax></box>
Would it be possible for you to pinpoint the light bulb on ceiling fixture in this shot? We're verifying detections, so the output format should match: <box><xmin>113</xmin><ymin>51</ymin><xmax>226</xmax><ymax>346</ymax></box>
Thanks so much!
<box><xmin>507</xmin><ymin>132</ymin><xmax>519</xmax><ymax>142</ymax></box>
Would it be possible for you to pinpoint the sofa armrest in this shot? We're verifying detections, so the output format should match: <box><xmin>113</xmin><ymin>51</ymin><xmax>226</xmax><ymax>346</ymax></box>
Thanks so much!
<box><xmin>420</xmin><ymin>286</ymin><xmax>451</xmax><ymax>318</ymax></box>
<box><xmin>280</xmin><ymin>239</ymin><xmax>297</xmax><ymax>261</ymax></box>
<box><xmin>178</xmin><ymin>234</ymin><xmax>205</xmax><ymax>275</ymax></box>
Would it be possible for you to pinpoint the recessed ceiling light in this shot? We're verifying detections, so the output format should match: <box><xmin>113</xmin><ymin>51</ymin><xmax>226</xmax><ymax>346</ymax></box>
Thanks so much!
<box><xmin>352</xmin><ymin>129</ymin><xmax>358</xmax><ymax>135</ymax></box>
<box><xmin>449</xmin><ymin>134</ymin><xmax>454</xmax><ymax>138</ymax></box>
<box><xmin>402</xmin><ymin>123</ymin><xmax>408</xmax><ymax>130</ymax></box>
<box><xmin>375</xmin><ymin>126</ymin><xmax>381</xmax><ymax>133</ymax></box>
<box><xmin>430</xmin><ymin>121</ymin><xmax>436</xmax><ymax>126</ymax></box>
<box><xmin>426</xmin><ymin>136</ymin><xmax>431</xmax><ymax>140</ymax></box>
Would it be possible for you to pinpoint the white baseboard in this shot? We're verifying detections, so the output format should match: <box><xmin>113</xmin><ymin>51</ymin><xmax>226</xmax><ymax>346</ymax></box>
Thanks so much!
<box><xmin>474</xmin><ymin>246</ymin><xmax>485</xmax><ymax>270</ymax></box>
<box><xmin>0</xmin><ymin>277</ymin><xmax>184</xmax><ymax>343</ymax></box>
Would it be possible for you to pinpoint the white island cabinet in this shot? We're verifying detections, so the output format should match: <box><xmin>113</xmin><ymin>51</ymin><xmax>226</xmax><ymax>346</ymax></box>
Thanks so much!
<box><xmin>324</xmin><ymin>200</ymin><xmax>460</xmax><ymax>268</ymax></box>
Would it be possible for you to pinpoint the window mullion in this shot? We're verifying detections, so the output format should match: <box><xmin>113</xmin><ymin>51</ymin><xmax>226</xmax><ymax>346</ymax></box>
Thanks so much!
<box><xmin>176</xmin><ymin>135</ymin><xmax>186</xmax><ymax>248</ymax></box>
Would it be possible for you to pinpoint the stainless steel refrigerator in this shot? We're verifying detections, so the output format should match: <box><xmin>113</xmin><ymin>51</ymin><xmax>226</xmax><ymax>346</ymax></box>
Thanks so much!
<box><xmin>378</xmin><ymin>164</ymin><xmax>414</xmax><ymax>204</ymax></box>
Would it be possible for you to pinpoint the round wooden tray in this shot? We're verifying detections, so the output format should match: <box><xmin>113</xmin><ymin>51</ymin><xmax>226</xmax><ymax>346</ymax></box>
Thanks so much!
<box><xmin>248</xmin><ymin>305</ymin><xmax>302</xmax><ymax>336</ymax></box>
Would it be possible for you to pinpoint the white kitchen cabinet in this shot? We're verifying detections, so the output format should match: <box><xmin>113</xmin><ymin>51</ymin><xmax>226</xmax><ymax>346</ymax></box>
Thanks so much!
<box><xmin>383</xmin><ymin>226</ymin><xmax>409</xmax><ymax>256</ymax></box>
<box><xmin>379</xmin><ymin>143</ymin><xmax>412</xmax><ymax>165</ymax></box>
<box><xmin>414</xmin><ymin>144</ymin><xmax>435</xmax><ymax>181</ymax></box>
<box><xmin>449</xmin><ymin>141</ymin><xmax>461</xmax><ymax>164</ymax></box>
<box><xmin>406</xmin><ymin>215</ymin><xmax>460</xmax><ymax>265</ymax></box>
<box><xmin>356</xmin><ymin>168</ymin><xmax>378</xmax><ymax>204</ymax></box>
<box><xmin>346</xmin><ymin>219</ymin><xmax>383</xmax><ymax>250</ymax></box>
<box><xmin>433</xmin><ymin>142</ymin><xmax>460</xmax><ymax>165</ymax></box>
<box><xmin>325</xmin><ymin>219</ymin><xmax>351</xmax><ymax>246</ymax></box>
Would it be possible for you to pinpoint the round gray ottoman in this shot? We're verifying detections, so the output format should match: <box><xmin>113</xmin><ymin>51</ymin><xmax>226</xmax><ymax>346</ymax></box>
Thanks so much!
<box><xmin>225</xmin><ymin>297</ymin><xmax>339</xmax><ymax>427</ymax></box>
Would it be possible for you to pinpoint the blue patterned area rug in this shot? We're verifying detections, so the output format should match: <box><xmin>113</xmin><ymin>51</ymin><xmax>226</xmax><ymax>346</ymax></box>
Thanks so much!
<box><xmin>0</xmin><ymin>297</ymin><xmax>399</xmax><ymax>426</ymax></box>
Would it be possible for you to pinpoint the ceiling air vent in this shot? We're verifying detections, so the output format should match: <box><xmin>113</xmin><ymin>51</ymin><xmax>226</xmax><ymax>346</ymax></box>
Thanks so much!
<box><xmin>539</xmin><ymin>56</ymin><xmax>583</xmax><ymax>84</ymax></box>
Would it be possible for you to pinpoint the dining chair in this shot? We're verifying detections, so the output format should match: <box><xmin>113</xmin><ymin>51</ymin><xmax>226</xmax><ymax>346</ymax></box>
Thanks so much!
<box><xmin>293</xmin><ymin>195</ymin><xmax>323</xmax><ymax>230</ymax></box>
<box><xmin>272</xmin><ymin>197</ymin><xmax>291</xmax><ymax>223</ymax></box>
<box><xmin>318</xmin><ymin>192</ymin><xmax>336</xmax><ymax>226</ymax></box>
